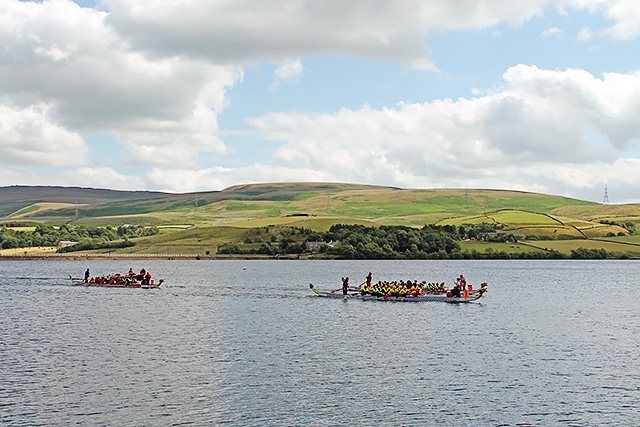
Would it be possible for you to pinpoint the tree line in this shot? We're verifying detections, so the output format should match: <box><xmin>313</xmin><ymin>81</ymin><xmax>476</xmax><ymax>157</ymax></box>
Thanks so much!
<box><xmin>218</xmin><ymin>223</ymin><xmax>630</xmax><ymax>260</ymax></box>
<box><xmin>0</xmin><ymin>224</ymin><xmax>158</xmax><ymax>250</ymax></box>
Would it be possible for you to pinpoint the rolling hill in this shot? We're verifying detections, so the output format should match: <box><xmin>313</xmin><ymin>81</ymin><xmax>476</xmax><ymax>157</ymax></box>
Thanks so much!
<box><xmin>2</xmin><ymin>183</ymin><xmax>640</xmax><ymax>258</ymax></box>
<box><xmin>2</xmin><ymin>182</ymin><xmax>638</xmax><ymax>230</ymax></box>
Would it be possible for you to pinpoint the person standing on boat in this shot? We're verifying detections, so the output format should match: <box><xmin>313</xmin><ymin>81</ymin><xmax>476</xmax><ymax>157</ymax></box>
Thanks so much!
<box><xmin>142</xmin><ymin>271</ymin><xmax>152</xmax><ymax>286</ymax></box>
<box><xmin>84</xmin><ymin>268</ymin><xmax>90</xmax><ymax>283</ymax></box>
<box><xmin>362</xmin><ymin>272</ymin><xmax>372</xmax><ymax>292</ymax></box>
<box><xmin>342</xmin><ymin>277</ymin><xmax>349</xmax><ymax>295</ymax></box>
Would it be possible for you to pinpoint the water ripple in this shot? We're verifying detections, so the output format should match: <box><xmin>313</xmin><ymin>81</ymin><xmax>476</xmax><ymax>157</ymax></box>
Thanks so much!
<box><xmin>1</xmin><ymin>259</ymin><xmax>640</xmax><ymax>426</ymax></box>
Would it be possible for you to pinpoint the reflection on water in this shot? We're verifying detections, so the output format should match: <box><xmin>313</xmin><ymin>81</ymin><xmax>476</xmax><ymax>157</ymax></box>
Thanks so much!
<box><xmin>1</xmin><ymin>259</ymin><xmax>639</xmax><ymax>426</ymax></box>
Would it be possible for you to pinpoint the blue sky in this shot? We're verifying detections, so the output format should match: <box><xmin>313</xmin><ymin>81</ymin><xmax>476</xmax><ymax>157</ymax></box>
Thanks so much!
<box><xmin>3</xmin><ymin>1</ymin><xmax>640</xmax><ymax>203</ymax></box>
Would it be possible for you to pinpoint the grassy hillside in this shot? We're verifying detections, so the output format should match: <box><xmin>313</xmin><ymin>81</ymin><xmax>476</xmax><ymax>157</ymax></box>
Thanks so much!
<box><xmin>0</xmin><ymin>185</ymin><xmax>171</xmax><ymax>218</ymax></box>
<box><xmin>0</xmin><ymin>182</ymin><xmax>386</xmax><ymax>220</ymax></box>
<box><xmin>3</xmin><ymin>183</ymin><xmax>640</xmax><ymax>258</ymax></box>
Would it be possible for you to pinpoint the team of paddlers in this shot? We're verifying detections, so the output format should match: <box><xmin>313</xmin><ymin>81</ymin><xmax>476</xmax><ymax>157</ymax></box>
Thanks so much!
<box><xmin>83</xmin><ymin>267</ymin><xmax>154</xmax><ymax>286</ymax></box>
<box><xmin>340</xmin><ymin>272</ymin><xmax>472</xmax><ymax>298</ymax></box>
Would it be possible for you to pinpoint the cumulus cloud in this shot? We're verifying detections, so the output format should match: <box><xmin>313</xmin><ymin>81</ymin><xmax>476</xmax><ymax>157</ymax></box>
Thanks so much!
<box><xmin>0</xmin><ymin>103</ymin><xmax>88</xmax><ymax>166</ymax></box>
<box><xmin>63</xmin><ymin>167</ymin><xmax>147</xmax><ymax>190</ymax></box>
<box><xmin>0</xmin><ymin>0</ymin><xmax>241</xmax><ymax>168</ymax></box>
<box><xmin>270</xmin><ymin>58</ymin><xmax>304</xmax><ymax>90</ymax></box>
<box><xmin>146</xmin><ymin>164</ymin><xmax>332</xmax><ymax>193</ymax></box>
<box><xmin>0</xmin><ymin>166</ymin><xmax>145</xmax><ymax>191</ymax></box>
<box><xmin>246</xmin><ymin>65</ymin><xmax>640</xmax><ymax>198</ymax></box>
<box><xmin>113</xmin><ymin>70</ymin><xmax>242</xmax><ymax>166</ymax></box>
<box><xmin>562</xmin><ymin>0</ymin><xmax>640</xmax><ymax>40</ymax></box>
<box><xmin>103</xmin><ymin>0</ymin><xmax>551</xmax><ymax>69</ymax></box>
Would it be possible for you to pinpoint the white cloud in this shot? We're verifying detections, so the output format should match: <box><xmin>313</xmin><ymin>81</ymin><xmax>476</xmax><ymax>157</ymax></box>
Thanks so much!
<box><xmin>146</xmin><ymin>164</ymin><xmax>331</xmax><ymax>193</ymax></box>
<box><xmin>0</xmin><ymin>166</ymin><xmax>145</xmax><ymax>191</ymax></box>
<box><xmin>577</xmin><ymin>27</ymin><xmax>594</xmax><ymax>41</ymax></box>
<box><xmin>64</xmin><ymin>167</ymin><xmax>147</xmax><ymax>190</ymax></box>
<box><xmin>0</xmin><ymin>0</ymin><xmax>242</xmax><ymax>169</ymax></box>
<box><xmin>602</xmin><ymin>0</ymin><xmax>640</xmax><ymax>39</ymax></box>
<box><xmin>541</xmin><ymin>27</ymin><xmax>563</xmax><ymax>37</ymax></box>
<box><xmin>0</xmin><ymin>103</ymin><xmax>88</xmax><ymax>166</ymax></box>
<box><xmin>563</xmin><ymin>0</ymin><xmax>640</xmax><ymax>40</ymax></box>
<box><xmin>270</xmin><ymin>58</ymin><xmax>304</xmax><ymax>90</ymax></box>
<box><xmin>113</xmin><ymin>70</ymin><xmax>243</xmax><ymax>166</ymax></box>
<box><xmin>245</xmin><ymin>65</ymin><xmax>640</xmax><ymax>199</ymax></box>
<box><xmin>103</xmin><ymin>0</ymin><xmax>551</xmax><ymax>69</ymax></box>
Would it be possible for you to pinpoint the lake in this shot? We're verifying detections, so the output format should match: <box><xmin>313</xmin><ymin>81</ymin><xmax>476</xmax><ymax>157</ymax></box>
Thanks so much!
<box><xmin>1</xmin><ymin>259</ymin><xmax>639</xmax><ymax>426</ymax></box>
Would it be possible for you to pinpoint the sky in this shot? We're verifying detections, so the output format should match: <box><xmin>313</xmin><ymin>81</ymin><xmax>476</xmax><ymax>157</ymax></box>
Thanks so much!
<box><xmin>2</xmin><ymin>1</ymin><xmax>640</xmax><ymax>203</ymax></box>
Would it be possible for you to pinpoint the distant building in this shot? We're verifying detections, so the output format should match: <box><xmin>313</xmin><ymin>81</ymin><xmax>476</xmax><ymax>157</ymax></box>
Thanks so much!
<box><xmin>477</xmin><ymin>232</ymin><xmax>516</xmax><ymax>243</ymax></box>
<box><xmin>57</xmin><ymin>240</ymin><xmax>78</xmax><ymax>248</ymax></box>
<box><xmin>306</xmin><ymin>241</ymin><xmax>335</xmax><ymax>253</ymax></box>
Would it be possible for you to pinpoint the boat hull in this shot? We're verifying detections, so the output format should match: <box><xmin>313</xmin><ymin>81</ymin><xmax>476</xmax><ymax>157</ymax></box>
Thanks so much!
<box><xmin>315</xmin><ymin>291</ymin><xmax>479</xmax><ymax>303</ymax></box>
<box><xmin>72</xmin><ymin>280</ymin><xmax>162</xmax><ymax>289</ymax></box>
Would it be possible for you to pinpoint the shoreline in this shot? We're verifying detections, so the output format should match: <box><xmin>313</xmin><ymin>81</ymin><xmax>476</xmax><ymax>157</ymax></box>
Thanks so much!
<box><xmin>1</xmin><ymin>253</ymin><xmax>638</xmax><ymax>260</ymax></box>
<box><xmin>0</xmin><ymin>253</ymin><xmax>303</xmax><ymax>261</ymax></box>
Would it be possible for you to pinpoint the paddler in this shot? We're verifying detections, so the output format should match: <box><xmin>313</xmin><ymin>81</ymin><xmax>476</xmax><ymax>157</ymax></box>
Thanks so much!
<box><xmin>84</xmin><ymin>268</ymin><xmax>90</xmax><ymax>283</ymax></box>
<box><xmin>456</xmin><ymin>274</ymin><xmax>467</xmax><ymax>290</ymax></box>
<box><xmin>142</xmin><ymin>271</ymin><xmax>152</xmax><ymax>286</ymax></box>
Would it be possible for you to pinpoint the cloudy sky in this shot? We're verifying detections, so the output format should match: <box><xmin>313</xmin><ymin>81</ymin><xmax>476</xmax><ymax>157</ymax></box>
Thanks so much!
<box><xmin>2</xmin><ymin>0</ymin><xmax>640</xmax><ymax>202</ymax></box>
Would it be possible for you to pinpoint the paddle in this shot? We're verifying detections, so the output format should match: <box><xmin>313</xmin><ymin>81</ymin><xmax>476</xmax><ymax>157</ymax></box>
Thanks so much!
<box><xmin>348</xmin><ymin>281</ymin><xmax>366</xmax><ymax>291</ymax></box>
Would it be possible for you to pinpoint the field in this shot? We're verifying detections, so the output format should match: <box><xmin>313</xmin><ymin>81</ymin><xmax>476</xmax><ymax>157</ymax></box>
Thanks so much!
<box><xmin>459</xmin><ymin>241</ymin><xmax>546</xmax><ymax>255</ymax></box>
<box><xmin>8</xmin><ymin>203</ymin><xmax>80</xmax><ymax>219</ymax></box>
<box><xmin>522</xmin><ymin>240</ymin><xmax>640</xmax><ymax>257</ymax></box>
<box><xmin>0</xmin><ymin>246</ymin><xmax>57</xmax><ymax>256</ymax></box>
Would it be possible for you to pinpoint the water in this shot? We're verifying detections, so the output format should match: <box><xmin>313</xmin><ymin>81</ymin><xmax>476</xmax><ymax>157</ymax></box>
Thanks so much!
<box><xmin>1</xmin><ymin>259</ymin><xmax>639</xmax><ymax>426</ymax></box>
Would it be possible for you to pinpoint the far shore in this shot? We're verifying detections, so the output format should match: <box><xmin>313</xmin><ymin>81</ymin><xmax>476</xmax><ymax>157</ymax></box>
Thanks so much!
<box><xmin>0</xmin><ymin>253</ymin><xmax>304</xmax><ymax>261</ymax></box>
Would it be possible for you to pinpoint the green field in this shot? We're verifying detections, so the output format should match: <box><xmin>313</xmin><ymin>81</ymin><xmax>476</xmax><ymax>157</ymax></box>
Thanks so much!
<box><xmin>459</xmin><ymin>241</ymin><xmax>546</xmax><ymax>255</ymax></box>
<box><xmin>522</xmin><ymin>240</ymin><xmax>640</xmax><ymax>257</ymax></box>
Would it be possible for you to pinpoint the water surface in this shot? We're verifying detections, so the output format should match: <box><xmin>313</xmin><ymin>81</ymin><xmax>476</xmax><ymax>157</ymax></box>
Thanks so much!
<box><xmin>1</xmin><ymin>260</ymin><xmax>639</xmax><ymax>426</ymax></box>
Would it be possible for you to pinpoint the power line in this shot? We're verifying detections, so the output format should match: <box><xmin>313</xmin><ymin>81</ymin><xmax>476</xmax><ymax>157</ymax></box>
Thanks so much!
<box><xmin>603</xmin><ymin>185</ymin><xmax>609</xmax><ymax>204</ymax></box>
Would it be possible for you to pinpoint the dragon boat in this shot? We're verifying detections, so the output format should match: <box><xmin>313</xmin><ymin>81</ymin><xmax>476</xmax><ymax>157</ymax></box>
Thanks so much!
<box><xmin>70</xmin><ymin>276</ymin><xmax>164</xmax><ymax>289</ymax></box>
<box><xmin>309</xmin><ymin>282</ymin><xmax>487</xmax><ymax>303</ymax></box>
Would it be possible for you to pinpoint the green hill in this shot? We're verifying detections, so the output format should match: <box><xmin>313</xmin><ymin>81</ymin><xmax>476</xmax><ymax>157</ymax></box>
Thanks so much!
<box><xmin>3</xmin><ymin>183</ymin><xmax>640</xmax><ymax>258</ymax></box>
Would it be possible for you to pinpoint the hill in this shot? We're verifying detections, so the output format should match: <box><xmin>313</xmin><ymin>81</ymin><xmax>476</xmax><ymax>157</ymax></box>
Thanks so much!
<box><xmin>0</xmin><ymin>183</ymin><xmax>381</xmax><ymax>221</ymax></box>
<box><xmin>3</xmin><ymin>183</ymin><xmax>640</xmax><ymax>258</ymax></box>
<box><xmin>2</xmin><ymin>183</ymin><xmax>635</xmax><ymax>229</ymax></box>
